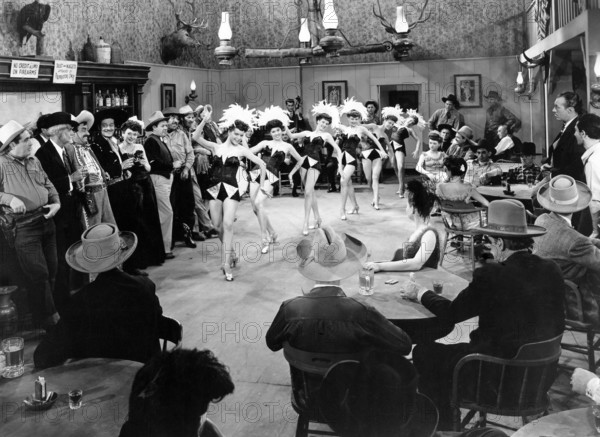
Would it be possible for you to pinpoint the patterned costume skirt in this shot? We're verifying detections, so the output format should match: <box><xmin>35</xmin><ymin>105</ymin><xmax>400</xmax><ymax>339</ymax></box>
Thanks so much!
<box><xmin>361</xmin><ymin>149</ymin><xmax>383</xmax><ymax>161</ymax></box>
<box><xmin>340</xmin><ymin>151</ymin><xmax>357</xmax><ymax>167</ymax></box>
<box><xmin>301</xmin><ymin>155</ymin><xmax>321</xmax><ymax>172</ymax></box>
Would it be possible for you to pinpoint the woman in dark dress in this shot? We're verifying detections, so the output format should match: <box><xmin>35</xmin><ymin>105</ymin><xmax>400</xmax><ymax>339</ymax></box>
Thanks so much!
<box><xmin>249</xmin><ymin>106</ymin><xmax>304</xmax><ymax>251</ymax></box>
<box><xmin>286</xmin><ymin>101</ymin><xmax>342</xmax><ymax>233</ymax></box>
<box><xmin>118</xmin><ymin>119</ymin><xmax>166</xmax><ymax>270</ymax></box>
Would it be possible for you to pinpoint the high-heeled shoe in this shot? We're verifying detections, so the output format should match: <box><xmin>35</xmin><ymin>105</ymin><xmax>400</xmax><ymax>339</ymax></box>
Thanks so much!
<box><xmin>229</xmin><ymin>252</ymin><xmax>238</xmax><ymax>268</ymax></box>
<box><xmin>269</xmin><ymin>232</ymin><xmax>278</xmax><ymax>244</ymax></box>
<box><xmin>371</xmin><ymin>201</ymin><xmax>380</xmax><ymax>210</ymax></box>
<box><xmin>309</xmin><ymin>219</ymin><xmax>322</xmax><ymax>230</ymax></box>
<box><xmin>302</xmin><ymin>227</ymin><xmax>309</xmax><ymax>236</ymax></box>
<box><xmin>221</xmin><ymin>265</ymin><xmax>234</xmax><ymax>281</ymax></box>
<box><xmin>340</xmin><ymin>210</ymin><xmax>347</xmax><ymax>221</ymax></box>
<box><xmin>347</xmin><ymin>205</ymin><xmax>359</xmax><ymax>214</ymax></box>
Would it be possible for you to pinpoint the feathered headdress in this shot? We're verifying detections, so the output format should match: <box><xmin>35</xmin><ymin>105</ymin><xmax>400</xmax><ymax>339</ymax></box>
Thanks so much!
<box><xmin>256</xmin><ymin>105</ymin><xmax>291</xmax><ymax>127</ymax></box>
<box><xmin>339</xmin><ymin>97</ymin><xmax>368</xmax><ymax>120</ymax></box>
<box><xmin>398</xmin><ymin>109</ymin><xmax>426</xmax><ymax>129</ymax></box>
<box><xmin>311</xmin><ymin>100</ymin><xmax>340</xmax><ymax>128</ymax></box>
<box><xmin>127</xmin><ymin>116</ymin><xmax>145</xmax><ymax>130</ymax></box>
<box><xmin>218</xmin><ymin>104</ymin><xmax>257</xmax><ymax>132</ymax></box>
<box><xmin>381</xmin><ymin>105</ymin><xmax>402</xmax><ymax>121</ymax></box>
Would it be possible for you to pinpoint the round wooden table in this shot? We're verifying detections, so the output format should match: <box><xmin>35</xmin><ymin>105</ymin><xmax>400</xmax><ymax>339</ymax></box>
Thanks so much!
<box><xmin>477</xmin><ymin>183</ymin><xmax>534</xmax><ymax>202</ymax></box>
<box><xmin>512</xmin><ymin>407</ymin><xmax>596</xmax><ymax>436</ymax></box>
<box><xmin>351</xmin><ymin>267</ymin><xmax>468</xmax><ymax>320</ymax></box>
<box><xmin>0</xmin><ymin>358</ymin><xmax>142</xmax><ymax>437</ymax></box>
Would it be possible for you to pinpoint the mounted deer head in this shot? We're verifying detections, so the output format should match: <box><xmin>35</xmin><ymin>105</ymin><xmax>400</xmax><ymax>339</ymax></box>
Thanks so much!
<box><xmin>160</xmin><ymin>10</ymin><xmax>207</xmax><ymax>64</ymax></box>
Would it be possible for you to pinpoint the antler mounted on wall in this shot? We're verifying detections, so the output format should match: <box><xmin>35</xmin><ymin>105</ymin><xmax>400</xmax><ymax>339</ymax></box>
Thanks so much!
<box><xmin>159</xmin><ymin>0</ymin><xmax>209</xmax><ymax>64</ymax></box>
<box><xmin>515</xmin><ymin>50</ymin><xmax>548</xmax><ymax>97</ymax></box>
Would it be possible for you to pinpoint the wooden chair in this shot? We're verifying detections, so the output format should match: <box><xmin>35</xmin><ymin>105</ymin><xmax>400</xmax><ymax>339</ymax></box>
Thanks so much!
<box><xmin>451</xmin><ymin>334</ymin><xmax>562</xmax><ymax>431</ymax></box>
<box><xmin>561</xmin><ymin>279</ymin><xmax>600</xmax><ymax>372</ymax></box>
<box><xmin>438</xmin><ymin>200</ymin><xmax>486</xmax><ymax>270</ymax></box>
<box><xmin>282</xmin><ymin>343</ymin><xmax>365</xmax><ymax>437</ymax></box>
<box><xmin>158</xmin><ymin>315</ymin><xmax>183</xmax><ymax>352</ymax></box>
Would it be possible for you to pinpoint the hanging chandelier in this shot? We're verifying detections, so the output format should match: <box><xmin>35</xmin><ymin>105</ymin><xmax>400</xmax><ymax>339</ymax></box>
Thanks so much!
<box><xmin>213</xmin><ymin>0</ymin><xmax>431</xmax><ymax>66</ymax></box>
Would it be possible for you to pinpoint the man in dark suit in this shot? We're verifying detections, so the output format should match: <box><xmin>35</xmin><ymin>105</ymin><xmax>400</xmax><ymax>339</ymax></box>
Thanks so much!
<box><xmin>34</xmin><ymin>223</ymin><xmax>163</xmax><ymax>369</ymax></box>
<box><xmin>266</xmin><ymin>226</ymin><xmax>411</xmax><ymax>356</ymax></box>
<box><xmin>30</xmin><ymin>113</ymin><xmax>51</xmax><ymax>156</ymax></box>
<box><xmin>35</xmin><ymin>111</ymin><xmax>85</xmax><ymax>313</ymax></box>
<box><xmin>402</xmin><ymin>200</ymin><xmax>565</xmax><ymax>429</ymax></box>
<box><xmin>544</xmin><ymin>91</ymin><xmax>586</xmax><ymax>182</ymax></box>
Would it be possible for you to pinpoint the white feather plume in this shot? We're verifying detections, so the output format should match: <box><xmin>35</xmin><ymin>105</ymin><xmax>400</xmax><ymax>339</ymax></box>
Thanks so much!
<box><xmin>256</xmin><ymin>105</ymin><xmax>291</xmax><ymax>127</ymax></box>
<box><xmin>380</xmin><ymin>105</ymin><xmax>402</xmax><ymax>121</ymax></box>
<box><xmin>218</xmin><ymin>104</ymin><xmax>257</xmax><ymax>132</ymax></box>
<box><xmin>311</xmin><ymin>100</ymin><xmax>341</xmax><ymax>128</ymax></box>
<box><xmin>339</xmin><ymin>97</ymin><xmax>368</xmax><ymax>120</ymax></box>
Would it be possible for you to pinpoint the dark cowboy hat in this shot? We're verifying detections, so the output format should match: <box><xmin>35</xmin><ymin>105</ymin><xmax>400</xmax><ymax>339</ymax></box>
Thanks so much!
<box><xmin>319</xmin><ymin>356</ymin><xmax>438</xmax><ymax>437</ymax></box>
<box><xmin>46</xmin><ymin>112</ymin><xmax>79</xmax><ymax>129</ymax></box>
<box><xmin>92</xmin><ymin>108</ymin><xmax>129</xmax><ymax>132</ymax></box>
<box><xmin>442</xmin><ymin>93</ymin><xmax>460</xmax><ymax>109</ymax></box>
<box><xmin>36</xmin><ymin>113</ymin><xmax>53</xmax><ymax>130</ymax></box>
<box><xmin>484</xmin><ymin>90</ymin><xmax>503</xmax><ymax>101</ymax></box>
<box><xmin>474</xmin><ymin>199</ymin><xmax>546</xmax><ymax>237</ymax></box>
<box><xmin>364</xmin><ymin>100</ymin><xmax>379</xmax><ymax>111</ymax></box>
<box><xmin>469</xmin><ymin>138</ymin><xmax>494</xmax><ymax>153</ymax></box>
<box><xmin>521</xmin><ymin>142</ymin><xmax>540</xmax><ymax>156</ymax></box>
<box><xmin>161</xmin><ymin>107</ymin><xmax>181</xmax><ymax>117</ymax></box>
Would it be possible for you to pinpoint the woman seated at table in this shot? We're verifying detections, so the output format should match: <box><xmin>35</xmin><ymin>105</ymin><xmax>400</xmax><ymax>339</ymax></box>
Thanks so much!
<box><xmin>436</xmin><ymin>155</ymin><xmax>489</xmax><ymax>231</ymax></box>
<box><xmin>366</xmin><ymin>180</ymin><xmax>440</xmax><ymax>272</ymax></box>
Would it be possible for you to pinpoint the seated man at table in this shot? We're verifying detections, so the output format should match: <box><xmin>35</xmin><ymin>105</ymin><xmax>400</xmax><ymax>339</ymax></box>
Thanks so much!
<box><xmin>463</xmin><ymin>139</ymin><xmax>503</xmax><ymax>187</ymax></box>
<box><xmin>514</xmin><ymin>141</ymin><xmax>541</xmax><ymax>184</ymax></box>
<box><xmin>120</xmin><ymin>348</ymin><xmax>235</xmax><ymax>437</ymax></box>
<box><xmin>532</xmin><ymin>175</ymin><xmax>600</xmax><ymax>327</ymax></box>
<box><xmin>34</xmin><ymin>223</ymin><xmax>163</xmax><ymax>369</ymax></box>
<box><xmin>402</xmin><ymin>200</ymin><xmax>565</xmax><ymax>429</ymax></box>
<box><xmin>266</xmin><ymin>225</ymin><xmax>411</xmax><ymax>356</ymax></box>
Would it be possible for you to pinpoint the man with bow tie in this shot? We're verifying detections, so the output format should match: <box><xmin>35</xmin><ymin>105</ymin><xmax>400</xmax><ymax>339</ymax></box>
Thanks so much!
<box><xmin>71</xmin><ymin>110</ymin><xmax>115</xmax><ymax>227</ymax></box>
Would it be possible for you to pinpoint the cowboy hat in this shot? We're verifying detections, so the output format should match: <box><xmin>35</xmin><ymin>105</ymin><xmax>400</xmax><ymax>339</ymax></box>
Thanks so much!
<box><xmin>441</xmin><ymin>93</ymin><xmax>460</xmax><ymax>109</ymax></box>
<box><xmin>35</xmin><ymin>113</ymin><xmax>53</xmax><ymax>130</ymax></box>
<box><xmin>474</xmin><ymin>199</ymin><xmax>546</xmax><ymax>237</ymax></box>
<box><xmin>537</xmin><ymin>175</ymin><xmax>592</xmax><ymax>214</ymax></box>
<box><xmin>71</xmin><ymin>110</ymin><xmax>95</xmax><ymax>130</ymax></box>
<box><xmin>92</xmin><ymin>108</ymin><xmax>129</xmax><ymax>132</ymax></box>
<box><xmin>319</xmin><ymin>353</ymin><xmax>438</xmax><ymax>437</ymax></box>
<box><xmin>364</xmin><ymin>100</ymin><xmax>379</xmax><ymax>111</ymax></box>
<box><xmin>145</xmin><ymin>111</ymin><xmax>169</xmax><ymax>131</ymax></box>
<box><xmin>470</xmin><ymin>138</ymin><xmax>495</xmax><ymax>153</ymax></box>
<box><xmin>66</xmin><ymin>223</ymin><xmax>137</xmax><ymax>273</ymax></box>
<box><xmin>484</xmin><ymin>90</ymin><xmax>503</xmax><ymax>101</ymax></box>
<box><xmin>46</xmin><ymin>112</ymin><xmax>79</xmax><ymax>129</ymax></box>
<box><xmin>520</xmin><ymin>142</ymin><xmax>540</xmax><ymax>156</ymax></box>
<box><xmin>179</xmin><ymin>105</ymin><xmax>195</xmax><ymax>115</ymax></box>
<box><xmin>0</xmin><ymin>120</ymin><xmax>28</xmax><ymax>153</ymax></box>
<box><xmin>454</xmin><ymin>125</ymin><xmax>477</xmax><ymax>146</ymax></box>
<box><xmin>162</xmin><ymin>107</ymin><xmax>180</xmax><ymax>116</ymax></box>
<box><xmin>296</xmin><ymin>225</ymin><xmax>368</xmax><ymax>281</ymax></box>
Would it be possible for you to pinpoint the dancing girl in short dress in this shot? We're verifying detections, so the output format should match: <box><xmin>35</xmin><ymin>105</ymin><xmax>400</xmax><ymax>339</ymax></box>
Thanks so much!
<box><xmin>286</xmin><ymin>101</ymin><xmax>343</xmax><ymax>235</ymax></box>
<box><xmin>393</xmin><ymin>108</ymin><xmax>425</xmax><ymax>197</ymax></box>
<box><xmin>195</xmin><ymin>104</ymin><xmax>268</xmax><ymax>281</ymax></box>
<box><xmin>249</xmin><ymin>106</ymin><xmax>304</xmax><ymax>252</ymax></box>
<box><xmin>338</xmin><ymin>98</ymin><xmax>387</xmax><ymax>219</ymax></box>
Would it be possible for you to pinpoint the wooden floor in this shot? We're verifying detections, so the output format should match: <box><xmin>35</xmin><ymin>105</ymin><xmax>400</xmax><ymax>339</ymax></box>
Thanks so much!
<box><xmin>16</xmin><ymin>175</ymin><xmax>595</xmax><ymax>436</ymax></box>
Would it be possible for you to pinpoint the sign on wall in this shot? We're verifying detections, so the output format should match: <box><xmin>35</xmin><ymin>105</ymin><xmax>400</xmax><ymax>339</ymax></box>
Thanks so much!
<box><xmin>53</xmin><ymin>61</ymin><xmax>78</xmax><ymax>84</ymax></box>
<box><xmin>10</xmin><ymin>60</ymin><xmax>40</xmax><ymax>79</ymax></box>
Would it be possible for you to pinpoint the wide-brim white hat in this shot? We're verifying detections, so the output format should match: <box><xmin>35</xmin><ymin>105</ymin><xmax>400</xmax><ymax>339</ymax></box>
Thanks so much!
<box><xmin>537</xmin><ymin>174</ymin><xmax>592</xmax><ymax>214</ymax></box>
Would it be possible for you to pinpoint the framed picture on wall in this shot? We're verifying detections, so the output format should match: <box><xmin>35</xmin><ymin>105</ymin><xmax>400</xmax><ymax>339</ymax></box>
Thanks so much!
<box><xmin>322</xmin><ymin>81</ymin><xmax>347</xmax><ymax>106</ymax></box>
<box><xmin>454</xmin><ymin>74</ymin><xmax>482</xmax><ymax>108</ymax></box>
<box><xmin>160</xmin><ymin>83</ymin><xmax>176</xmax><ymax>109</ymax></box>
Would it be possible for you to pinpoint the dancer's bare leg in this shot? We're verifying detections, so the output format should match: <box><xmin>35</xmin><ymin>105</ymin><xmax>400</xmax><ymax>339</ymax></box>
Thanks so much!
<box><xmin>372</xmin><ymin>158</ymin><xmax>383</xmax><ymax>209</ymax></box>
<box><xmin>396</xmin><ymin>151</ymin><xmax>406</xmax><ymax>197</ymax></box>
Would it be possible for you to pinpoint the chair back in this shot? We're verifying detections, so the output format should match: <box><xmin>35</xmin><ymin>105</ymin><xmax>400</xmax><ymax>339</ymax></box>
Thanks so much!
<box><xmin>158</xmin><ymin>315</ymin><xmax>183</xmax><ymax>352</ymax></box>
<box><xmin>452</xmin><ymin>334</ymin><xmax>562</xmax><ymax>418</ymax></box>
<box><xmin>439</xmin><ymin>199</ymin><xmax>486</xmax><ymax>231</ymax></box>
<box><xmin>282</xmin><ymin>343</ymin><xmax>365</xmax><ymax>417</ymax></box>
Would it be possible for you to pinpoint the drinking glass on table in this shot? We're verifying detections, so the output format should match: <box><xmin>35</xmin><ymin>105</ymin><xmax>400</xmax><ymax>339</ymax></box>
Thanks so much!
<box><xmin>526</xmin><ymin>174</ymin><xmax>534</xmax><ymax>188</ymax></box>
<box><xmin>1</xmin><ymin>337</ymin><xmax>24</xmax><ymax>378</ymax></box>
<box><xmin>69</xmin><ymin>389</ymin><xmax>83</xmax><ymax>409</ymax></box>
<box><xmin>358</xmin><ymin>266</ymin><xmax>374</xmax><ymax>296</ymax></box>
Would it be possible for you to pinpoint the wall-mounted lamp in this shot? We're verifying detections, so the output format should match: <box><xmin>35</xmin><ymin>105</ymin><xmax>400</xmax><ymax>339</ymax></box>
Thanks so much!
<box><xmin>514</xmin><ymin>70</ymin><xmax>526</xmax><ymax>94</ymax></box>
<box><xmin>214</xmin><ymin>12</ymin><xmax>237</xmax><ymax>66</ymax></box>
<box><xmin>185</xmin><ymin>80</ymin><xmax>198</xmax><ymax>104</ymax></box>
<box><xmin>591</xmin><ymin>53</ymin><xmax>600</xmax><ymax>109</ymax></box>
